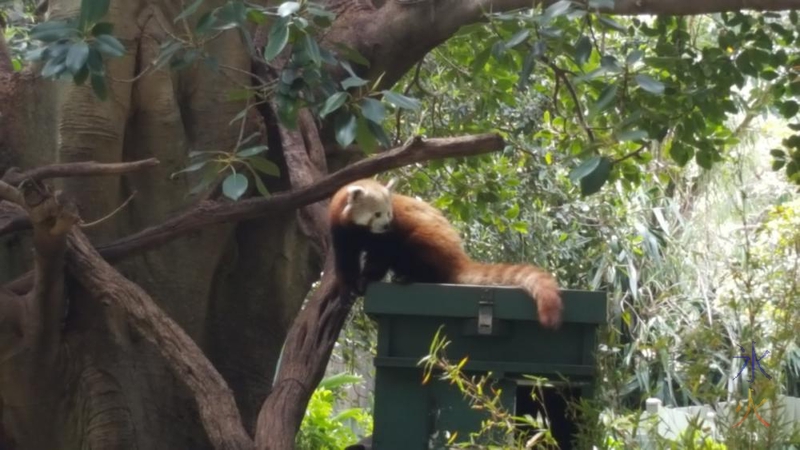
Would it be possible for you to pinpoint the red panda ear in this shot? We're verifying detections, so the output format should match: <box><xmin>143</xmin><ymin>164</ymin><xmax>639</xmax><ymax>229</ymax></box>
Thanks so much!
<box><xmin>346</xmin><ymin>185</ymin><xmax>365</xmax><ymax>202</ymax></box>
<box><xmin>385</xmin><ymin>178</ymin><xmax>398</xmax><ymax>191</ymax></box>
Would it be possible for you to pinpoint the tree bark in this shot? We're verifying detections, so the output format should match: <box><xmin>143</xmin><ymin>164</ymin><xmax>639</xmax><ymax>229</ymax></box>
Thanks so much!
<box><xmin>0</xmin><ymin>0</ymin><xmax>796</xmax><ymax>449</ymax></box>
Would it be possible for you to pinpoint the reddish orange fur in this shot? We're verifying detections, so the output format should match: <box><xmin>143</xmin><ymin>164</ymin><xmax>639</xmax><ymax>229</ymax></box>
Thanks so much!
<box><xmin>328</xmin><ymin>179</ymin><xmax>564</xmax><ymax>329</ymax></box>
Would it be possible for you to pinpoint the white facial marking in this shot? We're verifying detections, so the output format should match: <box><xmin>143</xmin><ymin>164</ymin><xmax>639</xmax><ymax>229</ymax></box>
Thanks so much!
<box><xmin>345</xmin><ymin>183</ymin><xmax>393</xmax><ymax>233</ymax></box>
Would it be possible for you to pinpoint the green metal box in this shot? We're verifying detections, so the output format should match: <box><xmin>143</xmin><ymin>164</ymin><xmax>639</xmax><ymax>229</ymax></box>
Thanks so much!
<box><xmin>363</xmin><ymin>282</ymin><xmax>607</xmax><ymax>449</ymax></box>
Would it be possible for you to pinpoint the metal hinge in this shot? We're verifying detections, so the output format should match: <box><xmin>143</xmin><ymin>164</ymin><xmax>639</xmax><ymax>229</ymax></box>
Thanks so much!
<box><xmin>477</xmin><ymin>288</ymin><xmax>494</xmax><ymax>335</ymax></box>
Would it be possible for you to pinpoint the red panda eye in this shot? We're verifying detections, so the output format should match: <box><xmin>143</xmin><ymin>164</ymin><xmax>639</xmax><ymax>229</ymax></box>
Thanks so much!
<box><xmin>374</xmin><ymin>212</ymin><xmax>382</xmax><ymax>218</ymax></box>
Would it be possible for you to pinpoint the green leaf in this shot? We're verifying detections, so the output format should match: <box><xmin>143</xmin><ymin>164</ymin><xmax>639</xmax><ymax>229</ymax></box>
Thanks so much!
<box><xmin>276</xmin><ymin>93</ymin><xmax>299</xmax><ymax>128</ymax></box>
<box><xmin>79</xmin><ymin>0</ymin><xmax>111</xmax><ymax>29</ymax></box>
<box><xmin>505</xmin><ymin>204</ymin><xmax>520</xmax><ymax>220</ymax></box>
<box><xmin>91</xmin><ymin>22</ymin><xmax>114</xmax><ymax>36</ymax></box>
<box><xmin>625</xmin><ymin>49</ymin><xmax>643</xmax><ymax>65</ymax></box>
<box><xmin>222</xmin><ymin>173</ymin><xmax>248</xmax><ymax>201</ymax></box>
<box><xmin>471</xmin><ymin>45</ymin><xmax>492</xmax><ymax>74</ymax></box>
<box><xmin>86</xmin><ymin>47</ymin><xmax>104</xmax><ymax>73</ymax></box>
<box><xmin>773</xmin><ymin>158</ymin><xmax>787</xmax><ymax>171</ymax></box>
<box><xmin>591</xmin><ymin>83</ymin><xmax>618</xmax><ymax>115</ymax></box>
<box><xmin>541</xmin><ymin>0</ymin><xmax>571</xmax><ymax>23</ymax></box>
<box><xmin>778</xmin><ymin>101</ymin><xmax>799</xmax><ymax>119</ymax></box>
<box><xmin>319</xmin><ymin>372</ymin><xmax>362</xmax><ymax>390</ymax></box>
<box><xmin>511</xmin><ymin>221</ymin><xmax>529</xmax><ymax>234</ymax></box>
<box><xmin>94</xmin><ymin>34</ymin><xmax>126</xmax><ymax>57</ymax></box>
<box><xmin>360</xmin><ymin>98</ymin><xmax>386</xmax><ymax>124</ymax></box>
<box><xmin>195</xmin><ymin>11</ymin><xmax>216</xmax><ymax>35</ymax></box>
<box><xmin>247</xmin><ymin>156</ymin><xmax>280</xmax><ymax>176</ymax></box>
<box><xmin>367</xmin><ymin>121</ymin><xmax>391</xmax><ymax>148</ymax></box>
<box><xmin>333</xmin><ymin>43</ymin><xmax>370</xmax><ymax>67</ymax></box>
<box><xmin>247</xmin><ymin>9</ymin><xmax>267</xmax><ymax>24</ymax></box>
<box><xmin>42</xmin><ymin>57</ymin><xmax>66</xmax><ymax>78</ymax></box>
<box><xmin>175</xmin><ymin>0</ymin><xmax>204</xmax><ymax>22</ymax></box>
<box><xmin>669</xmin><ymin>143</ymin><xmax>693</xmax><ymax>166</ymax></box>
<box><xmin>634</xmin><ymin>74</ymin><xmax>664</xmax><ymax>95</ymax></box>
<box><xmin>341</xmin><ymin>76</ymin><xmax>368</xmax><ymax>90</ymax></box>
<box><xmin>355</xmin><ymin>116</ymin><xmax>378</xmax><ymax>154</ymax></box>
<box><xmin>237</xmin><ymin>145</ymin><xmax>268</xmax><ymax>157</ymax></box>
<box><xmin>263</xmin><ymin>19</ymin><xmax>289</xmax><ymax>62</ymax></box>
<box><xmin>382</xmin><ymin>90</ymin><xmax>421</xmax><ymax>111</ymax></box>
<box><xmin>335</xmin><ymin>113</ymin><xmax>358</xmax><ymax>148</ymax></box>
<box><xmin>617</xmin><ymin>129</ymin><xmax>648</xmax><ymax>142</ymax></box>
<box><xmin>574</xmin><ymin>35</ymin><xmax>592</xmax><ymax>66</ymax></box>
<box><xmin>188</xmin><ymin>164</ymin><xmax>220</xmax><ymax>196</ymax></box>
<box><xmin>90</xmin><ymin>72</ymin><xmax>108</xmax><ymax>99</ymax></box>
<box><xmin>277</xmin><ymin>1</ymin><xmax>301</xmax><ymax>17</ymax></box>
<box><xmin>66</xmin><ymin>41</ymin><xmax>90</xmax><ymax>75</ymax></box>
<box><xmin>30</xmin><ymin>21</ymin><xmax>79</xmax><ymax>42</ymax></box>
<box><xmin>597</xmin><ymin>15</ymin><xmax>626</xmax><ymax>32</ymax></box>
<box><xmin>569</xmin><ymin>156</ymin><xmax>603</xmax><ymax>183</ymax></box>
<box><xmin>504</xmin><ymin>29</ymin><xmax>529</xmax><ymax>50</ymax></box>
<box><xmin>770</xmin><ymin>149</ymin><xmax>787</xmax><ymax>158</ymax></box>
<box><xmin>695</xmin><ymin>149</ymin><xmax>713</xmax><ymax>170</ymax></box>
<box><xmin>171</xmin><ymin>159</ymin><xmax>210</xmax><ymax>177</ymax></box>
<box><xmin>320</xmin><ymin>92</ymin><xmax>348</xmax><ymax>118</ymax></box>
<box><xmin>303</xmin><ymin>33</ymin><xmax>321</xmax><ymax>66</ymax></box>
<box><xmin>579</xmin><ymin>156</ymin><xmax>613</xmax><ymax>196</ymax></box>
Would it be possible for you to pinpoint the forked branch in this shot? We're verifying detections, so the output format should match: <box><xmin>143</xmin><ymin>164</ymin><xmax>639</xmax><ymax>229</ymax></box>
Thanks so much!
<box><xmin>66</xmin><ymin>230</ymin><xmax>254</xmax><ymax>450</ymax></box>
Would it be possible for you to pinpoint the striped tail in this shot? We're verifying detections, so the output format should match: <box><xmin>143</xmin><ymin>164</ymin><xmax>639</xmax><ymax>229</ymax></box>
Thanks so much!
<box><xmin>455</xmin><ymin>262</ymin><xmax>563</xmax><ymax>329</ymax></box>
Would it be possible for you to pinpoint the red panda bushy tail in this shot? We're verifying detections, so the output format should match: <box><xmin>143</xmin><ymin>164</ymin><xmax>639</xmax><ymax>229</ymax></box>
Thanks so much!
<box><xmin>455</xmin><ymin>262</ymin><xmax>563</xmax><ymax>329</ymax></box>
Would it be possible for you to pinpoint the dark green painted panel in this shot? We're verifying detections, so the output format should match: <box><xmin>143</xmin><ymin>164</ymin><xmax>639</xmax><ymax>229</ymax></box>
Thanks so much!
<box><xmin>365</xmin><ymin>283</ymin><xmax>606</xmax><ymax>449</ymax></box>
<box><xmin>364</xmin><ymin>283</ymin><xmax>607</xmax><ymax>324</ymax></box>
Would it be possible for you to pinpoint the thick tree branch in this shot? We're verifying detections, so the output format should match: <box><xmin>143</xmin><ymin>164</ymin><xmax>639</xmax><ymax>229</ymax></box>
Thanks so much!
<box><xmin>2</xmin><ymin>158</ymin><xmax>160</xmax><ymax>185</ymax></box>
<box><xmin>473</xmin><ymin>0</ymin><xmax>799</xmax><ymax>15</ymax></box>
<box><xmin>255</xmin><ymin>253</ymin><xmax>344</xmax><ymax>450</ymax></box>
<box><xmin>66</xmin><ymin>230</ymin><xmax>254</xmax><ymax>450</ymax></box>
<box><xmin>0</xmin><ymin>179</ymin><xmax>78</xmax><ymax>359</ymax></box>
<box><xmin>95</xmin><ymin>133</ymin><xmax>504</xmax><ymax>262</ymax></box>
<box><xmin>276</xmin><ymin>106</ymin><xmax>330</xmax><ymax>256</ymax></box>
<box><xmin>344</xmin><ymin>0</ymin><xmax>799</xmax><ymax>91</ymax></box>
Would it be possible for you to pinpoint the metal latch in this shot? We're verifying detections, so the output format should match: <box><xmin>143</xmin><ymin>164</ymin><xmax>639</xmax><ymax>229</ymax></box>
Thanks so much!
<box><xmin>477</xmin><ymin>288</ymin><xmax>494</xmax><ymax>335</ymax></box>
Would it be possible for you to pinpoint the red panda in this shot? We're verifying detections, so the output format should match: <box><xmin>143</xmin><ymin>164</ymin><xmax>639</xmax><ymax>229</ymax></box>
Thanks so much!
<box><xmin>328</xmin><ymin>178</ymin><xmax>563</xmax><ymax>329</ymax></box>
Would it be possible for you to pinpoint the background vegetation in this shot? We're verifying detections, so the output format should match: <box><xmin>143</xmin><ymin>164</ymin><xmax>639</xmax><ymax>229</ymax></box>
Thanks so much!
<box><xmin>313</xmin><ymin>8</ymin><xmax>800</xmax><ymax>449</ymax></box>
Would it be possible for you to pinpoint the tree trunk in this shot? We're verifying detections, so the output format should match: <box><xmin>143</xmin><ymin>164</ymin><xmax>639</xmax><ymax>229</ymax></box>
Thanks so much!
<box><xmin>0</xmin><ymin>0</ymin><xmax>317</xmax><ymax>447</ymax></box>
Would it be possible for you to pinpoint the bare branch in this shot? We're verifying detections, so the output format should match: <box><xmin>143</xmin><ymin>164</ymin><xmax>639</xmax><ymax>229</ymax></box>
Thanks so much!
<box><xmin>66</xmin><ymin>230</ymin><xmax>254</xmax><ymax>450</ymax></box>
<box><xmin>96</xmin><ymin>133</ymin><xmax>505</xmax><ymax>262</ymax></box>
<box><xmin>2</xmin><ymin>158</ymin><xmax>160</xmax><ymax>185</ymax></box>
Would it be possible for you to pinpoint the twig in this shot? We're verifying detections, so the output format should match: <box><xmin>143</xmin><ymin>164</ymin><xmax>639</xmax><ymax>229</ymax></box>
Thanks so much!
<box><xmin>544</xmin><ymin>60</ymin><xmax>595</xmax><ymax>142</ymax></box>
<box><xmin>612</xmin><ymin>144</ymin><xmax>648</xmax><ymax>164</ymax></box>
<box><xmin>394</xmin><ymin>58</ymin><xmax>426</xmax><ymax>144</ymax></box>
<box><xmin>79</xmin><ymin>191</ymin><xmax>137</xmax><ymax>228</ymax></box>
<box><xmin>2</xmin><ymin>158</ymin><xmax>160</xmax><ymax>185</ymax></box>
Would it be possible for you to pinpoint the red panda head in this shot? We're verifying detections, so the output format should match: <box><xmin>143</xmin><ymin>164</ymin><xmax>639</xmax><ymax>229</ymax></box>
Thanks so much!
<box><xmin>339</xmin><ymin>178</ymin><xmax>395</xmax><ymax>233</ymax></box>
